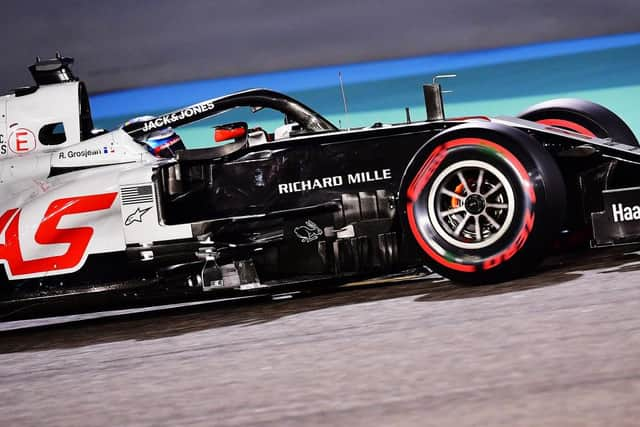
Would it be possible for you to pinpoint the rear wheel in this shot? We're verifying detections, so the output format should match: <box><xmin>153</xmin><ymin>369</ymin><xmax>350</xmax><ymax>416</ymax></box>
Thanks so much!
<box><xmin>519</xmin><ymin>98</ymin><xmax>638</xmax><ymax>145</ymax></box>
<box><xmin>401</xmin><ymin>123</ymin><xmax>565</xmax><ymax>284</ymax></box>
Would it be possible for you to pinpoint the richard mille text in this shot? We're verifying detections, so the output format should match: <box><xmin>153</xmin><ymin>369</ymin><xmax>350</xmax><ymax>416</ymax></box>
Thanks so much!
<box><xmin>278</xmin><ymin>168</ymin><xmax>392</xmax><ymax>194</ymax></box>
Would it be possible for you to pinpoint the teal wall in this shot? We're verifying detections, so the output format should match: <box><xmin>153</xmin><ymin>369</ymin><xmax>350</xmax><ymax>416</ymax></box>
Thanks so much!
<box><xmin>91</xmin><ymin>33</ymin><xmax>640</xmax><ymax>148</ymax></box>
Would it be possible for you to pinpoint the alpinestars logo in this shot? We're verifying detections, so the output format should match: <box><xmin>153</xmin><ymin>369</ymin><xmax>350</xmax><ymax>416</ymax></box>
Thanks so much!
<box><xmin>611</xmin><ymin>203</ymin><xmax>640</xmax><ymax>222</ymax></box>
<box><xmin>125</xmin><ymin>207</ymin><xmax>152</xmax><ymax>226</ymax></box>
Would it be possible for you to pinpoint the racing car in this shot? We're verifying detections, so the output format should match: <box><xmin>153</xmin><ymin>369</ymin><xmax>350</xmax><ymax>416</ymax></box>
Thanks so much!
<box><xmin>1</xmin><ymin>55</ymin><xmax>639</xmax><ymax>319</ymax></box>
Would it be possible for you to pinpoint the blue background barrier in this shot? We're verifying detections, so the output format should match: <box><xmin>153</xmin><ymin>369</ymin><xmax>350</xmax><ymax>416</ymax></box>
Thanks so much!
<box><xmin>91</xmin><ymin>33</ymin><xmax>640</xmax><ymax>147</ymax></box>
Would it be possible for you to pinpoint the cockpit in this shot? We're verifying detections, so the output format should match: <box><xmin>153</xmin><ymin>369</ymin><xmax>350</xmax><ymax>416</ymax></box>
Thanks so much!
<box><xmin>122</xmin><ymin>88</ymin><xmax>339</xmax><ymax>159</ymax></box>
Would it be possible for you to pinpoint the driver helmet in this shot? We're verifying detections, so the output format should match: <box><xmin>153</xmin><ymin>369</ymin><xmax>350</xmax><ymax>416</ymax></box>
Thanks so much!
<box><xmin>142</xmin><ymin>127</ymin><xmax>186</xmax><ymax>158</ymax></box>
<box><xmin>124</xmin><ymin>116</ymin><xmax>186</xmax><ymax>158</ymax></box>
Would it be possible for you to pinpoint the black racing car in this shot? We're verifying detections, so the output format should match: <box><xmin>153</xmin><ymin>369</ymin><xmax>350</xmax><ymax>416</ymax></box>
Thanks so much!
<box><xmin>2</xmin><ymin>56</ymin><xmax>640</xmax><ymax>319</ymax></box>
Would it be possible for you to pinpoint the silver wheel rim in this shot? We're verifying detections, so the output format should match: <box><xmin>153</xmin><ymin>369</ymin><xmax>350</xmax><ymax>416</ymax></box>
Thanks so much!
<box><xmin>426</xmin><ymin>160</ymin><xmax>516</xmax><ymax>250</ymax></box>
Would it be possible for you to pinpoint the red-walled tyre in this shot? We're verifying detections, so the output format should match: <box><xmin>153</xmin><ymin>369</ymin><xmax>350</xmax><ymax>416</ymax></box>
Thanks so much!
<box><xmin>400</xmin><ymin>123</ymin><xmax>565</xmax><ymax>284</ymax></box>
<box><xmin>519</xmin><ymin>98</ymin><xmax>638</xmax><ymax>145</ymax></box>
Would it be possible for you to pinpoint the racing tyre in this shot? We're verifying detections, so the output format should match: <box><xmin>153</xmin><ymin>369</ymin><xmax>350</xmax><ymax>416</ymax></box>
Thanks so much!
<box><xmin>401</xmin><ymin>123</ymin><xmax>566</xmax><ymax>284</ymax></box>
<box><xmin>519</xmin><ymin>98</ymin><xmax>638</xmax><ymax>145</ymax></box>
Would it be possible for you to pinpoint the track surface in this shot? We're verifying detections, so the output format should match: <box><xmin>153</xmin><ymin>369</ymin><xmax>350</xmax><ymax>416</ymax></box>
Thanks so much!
<box><xmin>1</xmin><ymin>247</ymin><xmax>640</xmax><ymax>426</ymax></box>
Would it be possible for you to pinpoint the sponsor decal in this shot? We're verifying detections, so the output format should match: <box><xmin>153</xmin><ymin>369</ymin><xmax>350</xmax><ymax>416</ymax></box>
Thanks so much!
<box><xmin>0</xmin><ymin>193</ymin><xmax>118</xmax><ymax>279</ymax></box>
<box><xmin>346</xmin><ymin>169</ymin><xmax>392</xmax><ymax>184</ymax></box>
<box><xmin>9</xmin><ymin>128</ymin><xmax>36</xmax><ymax>154</ymax></box>
<box><xmin>591</xmin><ymin>188</ymin><xmax>640</xmax><ymax>245</ymax></box>
<box><xmin>278</xmin><ymin>168</ymin><xmax>392</xmax><ymax>194</ymax></box>
<box><xmin>294</xmin><ymin>220</ymin><xmax>323</xmax><ymax>243</ymax></box>
<box><xmin>125</xmin><ymin>206</ymin><xmax>152</xmax><ymax>226</ymax></box>
<box><xmin>280</xmin><ymin>175</ymin><xmax>343</xmax><ymax>194</ymax></box>
<box><xmin>0</xmin><ymin>134</ymin><xmax>6</xmax><ymax>156</ymax></box>
<box><xmin>611</xmin><ymin>203</ymin><xmax>640</xmax><ymax>222</ymax></box>
<box><xmin>141</xmin><ymin>102</ymin><xmax>216</xmax><ymax>133</ymax></box>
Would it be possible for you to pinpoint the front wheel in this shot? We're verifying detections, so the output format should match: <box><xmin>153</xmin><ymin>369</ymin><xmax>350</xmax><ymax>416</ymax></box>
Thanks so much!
<box><xmin>519</xmin><ymin>98</ymin><xmax>638</xmax><ymax>145</ymax></box>
<box><xmin>401</xmin><ymin>123</ymin><xmax>566</xmax><ymax>284</ymax></box>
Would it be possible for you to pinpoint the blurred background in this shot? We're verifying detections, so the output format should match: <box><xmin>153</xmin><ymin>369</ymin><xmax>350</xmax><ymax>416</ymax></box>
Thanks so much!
<box><xmin>3</xmin><ymin>0</ymin><xmax>640</xmax><ymax>147</ymax></box>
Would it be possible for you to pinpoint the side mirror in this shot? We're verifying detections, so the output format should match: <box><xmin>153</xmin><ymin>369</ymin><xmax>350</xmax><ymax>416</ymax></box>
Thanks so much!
<box><xmin>214</xmin><ymin>122</ymin><xmax>248</xmax><ymax>144</ymax></box>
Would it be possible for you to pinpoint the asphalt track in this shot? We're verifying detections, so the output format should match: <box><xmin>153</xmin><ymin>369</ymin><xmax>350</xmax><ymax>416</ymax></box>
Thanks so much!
<box><xmin>1</xmin><ymin>246</ymin><xmax>640</xmax><ymax>426</ymax></box>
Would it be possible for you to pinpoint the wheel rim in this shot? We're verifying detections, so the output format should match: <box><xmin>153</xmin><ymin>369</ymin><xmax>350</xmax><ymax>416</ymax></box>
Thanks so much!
<box><xmin>426</xmin><ymin>160</ymin><xmax>516</xmax><ymax>250</ymax></box>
